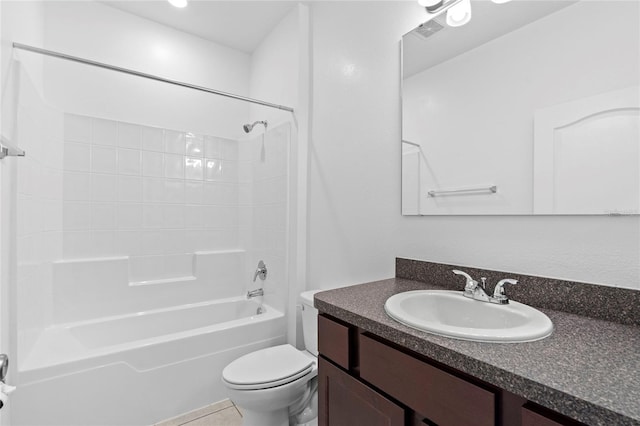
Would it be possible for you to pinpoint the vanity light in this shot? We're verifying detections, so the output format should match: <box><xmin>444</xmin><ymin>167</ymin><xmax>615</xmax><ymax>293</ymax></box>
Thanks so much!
<box><xmin>446</xmin><ymin>0</ymin><xmax>472</xmax><ymax>27</ymax></box>
<box><xmin>418</xmin><ymin>0</ymin><xmax>445</xmax><ymax>13</ymax></box>
<box><xmin>168</xmin><ymin>0</ymin><xmax>188</xmax><ymax>8</ymax></box>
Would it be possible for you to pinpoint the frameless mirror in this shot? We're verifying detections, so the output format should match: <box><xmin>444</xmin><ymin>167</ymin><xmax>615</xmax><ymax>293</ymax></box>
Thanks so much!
<box><xmin>401</xmin><ymin>0</ymin><xmax>640</xmax><ymax>215</ymax></box>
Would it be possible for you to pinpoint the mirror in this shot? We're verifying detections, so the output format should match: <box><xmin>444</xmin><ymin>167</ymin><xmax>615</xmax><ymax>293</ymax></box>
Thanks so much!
<box><xmin>401</xmin><ymin>0</ymin><xmax>639</xmax><ymax>215</ymax></box>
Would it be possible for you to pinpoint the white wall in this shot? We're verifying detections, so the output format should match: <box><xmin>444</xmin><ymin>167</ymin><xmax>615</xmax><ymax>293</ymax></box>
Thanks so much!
<box><xmin>308</xmin><ymin>1</ymin><xmax>640</xmax><ymax>290</ymax></box>
<box><xmin>42</xmin><ymin>1</ymin><xmax>251</xmax><ymax>138</ymax></box>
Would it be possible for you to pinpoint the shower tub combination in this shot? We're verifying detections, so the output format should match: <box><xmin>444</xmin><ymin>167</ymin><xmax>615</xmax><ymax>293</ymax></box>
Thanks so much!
<box><xmin>7</xmin><ymin>41</ymin><xmax>294</xmax><ymax>426</ymax></box>
<box><xmin>14</xmin><ymin>297</ymin><xmax>285</xmax><ymax>426</ymax></box>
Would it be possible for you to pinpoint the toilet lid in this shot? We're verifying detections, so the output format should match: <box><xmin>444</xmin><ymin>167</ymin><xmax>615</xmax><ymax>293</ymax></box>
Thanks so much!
<box><xmin>222</xmin><ymin>344</ymin><xmax>315</xmax><ymax>390</ymax></box>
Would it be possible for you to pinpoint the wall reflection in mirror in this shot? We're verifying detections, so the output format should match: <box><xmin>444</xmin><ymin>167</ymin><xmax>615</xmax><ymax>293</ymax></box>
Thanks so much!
<box><xmin>401</xmin><ymin>0</ymin><xmax>639</xmax><ymax>215</ymax></box>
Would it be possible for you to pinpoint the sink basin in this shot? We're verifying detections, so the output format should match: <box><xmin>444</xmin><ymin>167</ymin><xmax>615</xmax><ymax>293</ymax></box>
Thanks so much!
<box><xmin>384</xmin><ymin>290</ymin><xmax>553</xmax><ymax>343</ymax></box>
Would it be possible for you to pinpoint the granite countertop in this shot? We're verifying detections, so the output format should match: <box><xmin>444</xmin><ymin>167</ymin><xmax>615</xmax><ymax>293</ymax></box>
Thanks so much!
<box><xmin>314</xmin><ymin>278</ymin><xmax>640</xmax><ymax>426</ymax></box>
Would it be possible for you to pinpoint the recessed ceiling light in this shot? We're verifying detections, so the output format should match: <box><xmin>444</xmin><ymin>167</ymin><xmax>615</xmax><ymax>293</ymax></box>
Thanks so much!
<box><xmin>168</xmin><ymin>0</ymin><xmax>188</xmax><ymax>8</ymax></box>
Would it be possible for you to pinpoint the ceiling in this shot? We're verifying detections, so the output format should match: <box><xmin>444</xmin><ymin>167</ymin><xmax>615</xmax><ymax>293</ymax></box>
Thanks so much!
<box><xmin>403</xmin><ymin>0</ymin><xmax>577</xmax><ymax>78</ymax></box>
<box><xmin>102</xmin><ymin>1</ymin><xmax>297</xmax><ymax>53</ymax></box>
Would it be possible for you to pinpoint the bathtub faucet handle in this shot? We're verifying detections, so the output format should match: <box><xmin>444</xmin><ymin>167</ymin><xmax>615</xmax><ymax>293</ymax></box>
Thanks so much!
<box><xmin>253</xmin><ymin>260</ymin><xmax>267</xmax><ymax>282</ymax></box>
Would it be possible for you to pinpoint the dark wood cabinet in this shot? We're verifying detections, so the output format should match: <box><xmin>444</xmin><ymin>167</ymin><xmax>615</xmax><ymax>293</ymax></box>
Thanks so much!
<box><xmin>317</xmin><ymin>313</ymin><xmax>587</xmax><ymax>426</ymax></box>
<box><xmin>359</xmin><ymin>333</ymin><xmax>495</xmax><ymax>426</ymax></box>
<box><xmin>318</xmin><ymin>357</ymin><xmax>405</xmax><ymax>426</ymax></box>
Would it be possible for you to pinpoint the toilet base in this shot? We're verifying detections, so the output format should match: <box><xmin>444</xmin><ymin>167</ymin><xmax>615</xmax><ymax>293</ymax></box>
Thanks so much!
<box><xmin>240</xmin><ymin>407</ymin><xmax>289</xmax><ymax>426</ymax></box>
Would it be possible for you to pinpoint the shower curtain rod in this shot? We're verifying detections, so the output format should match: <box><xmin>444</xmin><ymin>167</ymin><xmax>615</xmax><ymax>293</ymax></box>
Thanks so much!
<box><xmin>12</xmin><ymin>42</ymin><xmax>295</xmax><ymax>113</ymax></box>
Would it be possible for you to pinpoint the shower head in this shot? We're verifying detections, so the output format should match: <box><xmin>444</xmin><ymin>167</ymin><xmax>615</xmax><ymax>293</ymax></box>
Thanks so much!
<box><xmin>243</xmin><ymin>120</ymin><xmax>268</xmax><ymax>133</ymax></box>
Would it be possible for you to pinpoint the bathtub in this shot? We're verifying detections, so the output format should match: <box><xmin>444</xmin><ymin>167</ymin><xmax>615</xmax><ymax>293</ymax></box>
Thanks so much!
<box><xmin>13</xmin><ymin>297</ymin><xmax>286</xmax><ymax>426</ymax></box>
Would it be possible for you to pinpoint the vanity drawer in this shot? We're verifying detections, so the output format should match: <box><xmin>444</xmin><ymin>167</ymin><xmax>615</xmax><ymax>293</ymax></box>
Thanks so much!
<box><xmin>359</xmin><ymin>334</ymin><xmax>495</xmax><ymax>426</ymax></box>
<box><xmin>521</xmin><ymin>403</ymin><xmax>585</xmax><ymax>426</ymax></box>
<box><xmin>318</xmin><ymin>314</ymin><xmax>351</xmax><ymax>370</ymax></box>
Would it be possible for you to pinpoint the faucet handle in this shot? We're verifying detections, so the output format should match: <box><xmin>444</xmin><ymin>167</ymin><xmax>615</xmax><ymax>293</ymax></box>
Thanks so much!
<box><xmin>452</xmin><ymin>269</ymin><xmax>477</xmax><ymax>291</ymax></box>
<box><xmin>493</xmin><ymin>278</ymin><xmax>518</xmax><ymax>301</ymax></box>
<box><xmin>480</xmin><ymin>277</ymin><xmax>487</xmax><ymax>289</ymax></box>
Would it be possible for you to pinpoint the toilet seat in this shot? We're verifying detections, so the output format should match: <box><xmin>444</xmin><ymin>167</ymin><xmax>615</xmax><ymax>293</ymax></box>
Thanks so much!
<box><xmin>222</xmin><ymin>344</ymin><xmax>315</xmax><ymax>390</ymax></box>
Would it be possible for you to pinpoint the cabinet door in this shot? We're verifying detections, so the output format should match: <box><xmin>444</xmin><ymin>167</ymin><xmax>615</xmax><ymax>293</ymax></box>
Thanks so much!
<box><xmin>318</xmin><ymin>357</ymin><xmax>405</xmax><ymax>426</ymax></box>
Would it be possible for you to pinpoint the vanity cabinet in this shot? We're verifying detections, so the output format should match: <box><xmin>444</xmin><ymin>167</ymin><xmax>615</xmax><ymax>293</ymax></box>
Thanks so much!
<box><xmin>317</xmin><ymin>314</ymin><xmax>586</xmax><ymax>426</ymax></box>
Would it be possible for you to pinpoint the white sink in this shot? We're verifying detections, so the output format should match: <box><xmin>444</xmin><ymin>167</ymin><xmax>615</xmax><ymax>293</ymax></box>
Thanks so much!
<box><xmin>384</xmin><ymin>290</ymin><xmax>553</xmax><ymax>343</ymax></box>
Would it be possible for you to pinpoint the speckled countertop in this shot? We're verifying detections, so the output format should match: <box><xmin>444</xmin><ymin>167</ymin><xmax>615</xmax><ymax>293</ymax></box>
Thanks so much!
<box><xmin>314</xmin><ymin>278</ymin><xmax>640</xmax><ymax>426</ymax></box>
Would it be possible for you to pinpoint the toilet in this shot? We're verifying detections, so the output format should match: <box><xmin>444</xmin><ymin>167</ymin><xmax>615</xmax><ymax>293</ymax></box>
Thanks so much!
<box><xmin>222</xmin><ymin>290</ymin><xmax>320</xmax><ymax>426</ymax></box>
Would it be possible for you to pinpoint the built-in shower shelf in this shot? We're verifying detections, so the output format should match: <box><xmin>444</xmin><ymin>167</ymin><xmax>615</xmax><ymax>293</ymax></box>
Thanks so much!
<box><xmin>129</xmin><ymin>276</ymin><xmax>197</xmax><ymax>287</ymax></box>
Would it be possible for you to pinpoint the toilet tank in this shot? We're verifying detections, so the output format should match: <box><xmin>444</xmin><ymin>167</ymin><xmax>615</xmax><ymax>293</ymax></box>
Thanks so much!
<box><xmin>299</xmin><ymin>290</ymin><xmax>321</xmax><ymax>356</ymax></box>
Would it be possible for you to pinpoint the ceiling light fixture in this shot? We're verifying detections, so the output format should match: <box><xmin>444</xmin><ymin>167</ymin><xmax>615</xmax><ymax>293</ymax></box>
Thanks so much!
<box><xmin>168</xmin><ymin>0</ymin><xmax>188</xmax><ymax>8</ymax></box>
<box><xmin>418</xmin><ymin>0</ymin><xmax>508</xmax><ymax>28</ymax></box>
<box><xmin>418</xmin><ymin>0</ymin><xmax>445</xmax><ymax>13</ymax></box>
<box><xmin>446</xmin><ymin>0</ymin><xmax>472</xmax><ymax>27</ymax></box>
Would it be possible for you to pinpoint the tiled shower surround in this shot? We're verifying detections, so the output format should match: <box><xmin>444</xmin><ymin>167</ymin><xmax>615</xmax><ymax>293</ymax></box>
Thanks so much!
<box><xmin>62</xmin><ymin>113</ymin><xmax>242</xmax><ymax>283</ymax></box>
<box><xmin>16</xmin><ymin>107</ymin><xmax>289</xmax><ymax>374</ymax></box>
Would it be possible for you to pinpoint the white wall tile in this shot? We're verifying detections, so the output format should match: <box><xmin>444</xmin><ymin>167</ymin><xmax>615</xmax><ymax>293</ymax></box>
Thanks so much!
<box><xmin>118</xmin><ymin>122</ymin><xmax>141</xmax><ymax>149</ymax></box>
<box><xmin>163</xmin><ymin>229</ymin><xmax>187</xmax><ymax>254</ymax></box>
<box><xmin>63</xmin><ymin>202</ymin><xmax>92</xmax><ymax>230</ymax></box>
<box><xmin>202</xmin><ymin>182</ymin><xmax>218</xmax><ymax>205</ymax></box>
<box><xmin>63</xmin><ymin>230</ymin><xmax>93</xmax><ymax>258</ymax></box>
<box><xmin>92</xmin><ymin>203</ymin><xmax>116</xmax><ymax>229</ymax></box>
<box><xmin>63</xmin><ymin>172</ymin><xmax>92</xmax><ymax>201</ymax></box>
<box><xmin>91</xmin><ymin>174</ymin><xmax>118</xmax><ymax>201</ymax></box>
<box><xmin>164</xmin><ymin>180</ymin><xmax>185</xmax><ymax>204</ymax></box>
<box><xmin>204</xmin><ymin>136</ymin><xmax>222</xmax><ymax>159</ymax></box>
<box><xmin>219</xmin><ymin>183</ymin><xmax>239</xmax><ymax>206</ymax></box>
<box><xmin>222</xmin><ymin>161</ymin><xmax>238</xmax><ymax>183</ymax></box>
<box><xmin>142</xmin><ymin>177</ymin><xmax>165</xmax><ymax>203</ymax></box>
<box><xmin>114</xmin><ymin>230</ymin><xmax>142</xmax><ymax>256</ymax></box>
<box><xmin>92</xmin><ymin>230</ymin><xmax>115</xmax><ymax>257</ymax></box>
<box><xmin>163</xmin><ymin>204</ymin><xmax>185</xmax><ymax>229</ymax></box>
<box><xmin>118</xmin><ymin>176</ymin><xmax>143</xmax><ymax>202</ymax></box>
<box><xmin>185</xmin><ymin>157</ymin><xmax>203</xmax><ymax>181</ymax></box>
<box><xmin>142</xmin><ymin>151</ymin><xmax>164</xmax><ymax>177</ymax></box>
<box><xmin>64</xmin><ymin>114</ymin><xmax>91</xmax><ymax>143</ymax></box>
<box><xmin>64</xmin><ymin>142</ymin><xmax>91</xmax><ymax>172</ymax></box>
<box><xmin>143</xmin><ymin>204</ymin><xmax>164</xmax><ymax>229</ymax></box>
<box><xmin>220</xmin><ymin>138</ymin><xmax>238</xmax><ymax>161</ymax></box>
<box><xmin>118</xmin><ymin>148</ymin><xmax>141</xmax><ymax>175</ymax></box>
<box><xmin>185</xmin><ymin>181</ymin><xmax>203</xmax><ymax>204</ymax></box>
<box><xmin>204</xmin><ymin>159</ymin><xmax>223</xmax><ymax>181</ymax></box>
<box><xmin>164</xmin><ymin>130</ymin><xmax>185</xmax><ymax>154</ymax></box>
<box><xmin>141</xmin><ymin>126</ymin><xmax>164</xmax><ymax>152</ymax></box>
<box><xmin>92</xmin><ymin>118</ymin><xmax>117</xmax><ymax>146</ymax></box>
<box><xmin>42</xmin><ymin>200</ymin><xmax>64</xmax><ymax>232</ymax></box>
<box><xmin>184</xmin><ymin>205</ymin><xmax>205</xmax><ymax>229</ymax></box>
<box><xmin>140</xmin><ymin>230</ymin><xmax>166</xmax><ymax>255</ymax></box>
<box><xmin>91</xmin><ymin>145</ymin><xmax>117</xmax><ymax>174</ymax></box>
<box><xmin>185</xmin><ymin>133</ymin><xmax>204</xmax><ymax>157</ymax></box>
<box><xmin>164</xmin><ymin>154</ymin><xmax>184</xmax><ymax>179</ymax></box>
<box><xmin>117</xmin><ymin>203</ymin><xmax>143</xmax><ymax>229</ymax></box>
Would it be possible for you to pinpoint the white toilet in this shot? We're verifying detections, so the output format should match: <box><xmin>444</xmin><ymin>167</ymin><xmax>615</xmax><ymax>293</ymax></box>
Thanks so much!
<box><xmin>222</xmin><ymin>290</ymin><xmax>320</xmax><ymax>426</ymax></box>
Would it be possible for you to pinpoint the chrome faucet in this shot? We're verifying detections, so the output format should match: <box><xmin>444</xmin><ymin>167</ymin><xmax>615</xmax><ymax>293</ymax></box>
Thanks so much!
<box><xmin>247</xmin><ymin>288</ymin><xmax>264</xmax><ymax>299</ymax></box>
<box><xmin>452</xmin><ymin>270</ymin><xmax>518</xmax><ymax>305</ymax></box>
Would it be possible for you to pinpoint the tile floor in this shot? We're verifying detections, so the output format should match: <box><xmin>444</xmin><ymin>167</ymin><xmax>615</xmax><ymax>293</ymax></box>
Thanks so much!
<box><xmin>155</xmin><ymin>399</ymin><xmax>242</xmax><ymax>426</ymax></box>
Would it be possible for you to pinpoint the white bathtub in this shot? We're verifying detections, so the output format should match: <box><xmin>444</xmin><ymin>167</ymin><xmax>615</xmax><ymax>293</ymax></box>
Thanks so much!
<box><xmin>13</xmin><ymin>297</ymin><xmax>286</xmax><ymax>426</ymax></box>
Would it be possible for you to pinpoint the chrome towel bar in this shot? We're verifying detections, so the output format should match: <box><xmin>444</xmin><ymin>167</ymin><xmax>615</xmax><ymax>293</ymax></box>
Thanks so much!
<box><xmin>428</xmin><ymin>185</ymin><xmax>497</xmax><ymax>197</ymax></box>
<box><xmin>0</xmin><ymin>136</ymin><xmax>25</xmax><ymax>160</ymax></box>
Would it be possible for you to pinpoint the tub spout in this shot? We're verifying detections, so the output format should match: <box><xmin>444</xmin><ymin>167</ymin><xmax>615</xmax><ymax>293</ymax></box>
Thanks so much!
<box><xmin>247</xmin><ymin>288</ymin><xmax>264</xmax><ymax>299</ymax></box>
